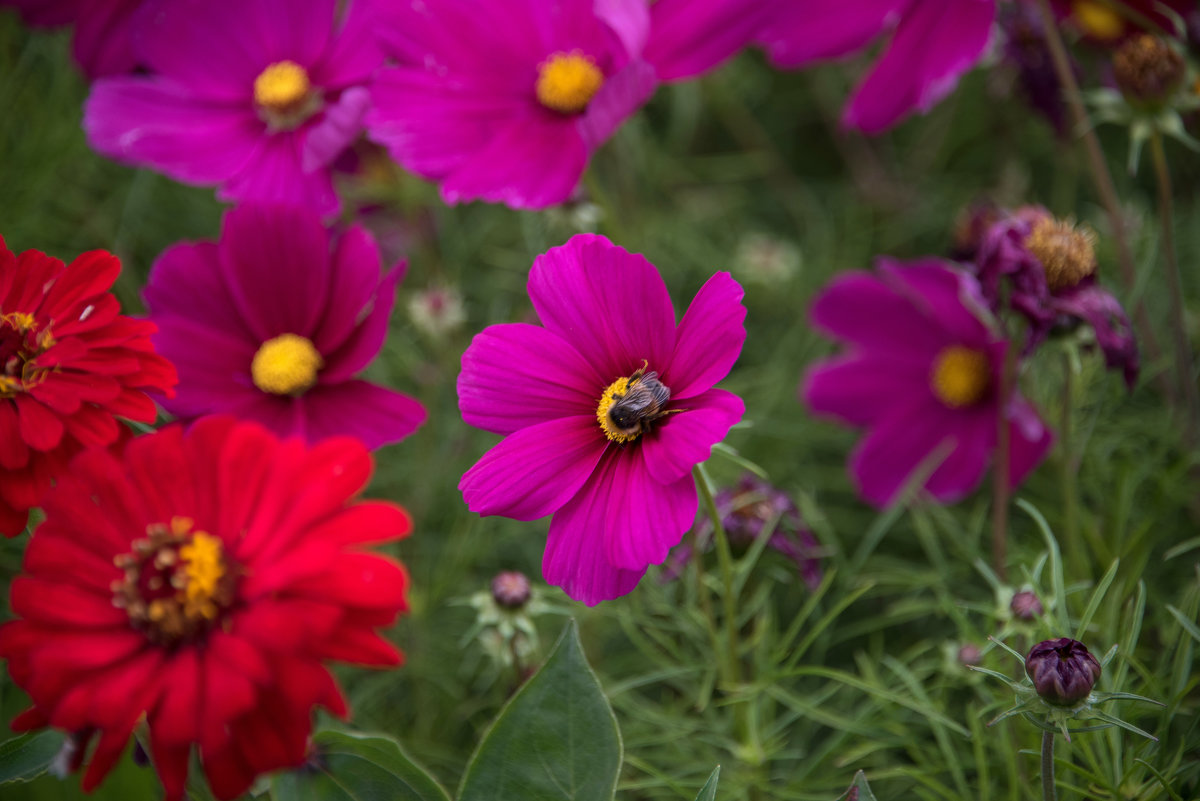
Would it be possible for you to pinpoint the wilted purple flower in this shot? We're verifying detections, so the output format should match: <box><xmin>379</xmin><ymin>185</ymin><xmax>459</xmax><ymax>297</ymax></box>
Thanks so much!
<box><xmin>663</xmin><ymin>474</ymin><xmax>822</xmax><ymax>589</ymax></box>
<box><xmin>1026</xmin><ymin>638</ymin><xmax>1102</xmax><ymax>707</ymax></box>
<box><xmin>1112</xmin><ymin>34</ymin><xmax>1186</xmax><ymax>109</ymax></box>
<box><xmin>973</xmin><ymin>206</ymin><xmax>1139</xmax><ymax>386</ymax></box>
<box><xmin>1010</xmin><ymin>590</ymin><xmax>1044</xmax><ymax>621</ymax></box>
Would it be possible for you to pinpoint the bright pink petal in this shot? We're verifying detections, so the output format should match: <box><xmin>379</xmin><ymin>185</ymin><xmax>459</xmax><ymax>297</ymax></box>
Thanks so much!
<box><xmin>143</xmin><ymin>242</ymin><xmax>253</xmax><ymax>340</ymax></box>
<box><xmin>843</xmin><ymin>0</ymin><xmax>995</xmax><ymax>133</ymax></box>
<box><xmin>309</xmin><ymin>0</ymin><xmax>384</xmax><ymax>88</ymax></box>
<box><xmin>578</xmin><ymin>59</ymin><xmax>656</xmax><ymax>151</ymax></box>
<box><xmin>218</xmin><ymin>133</ymin><xmax>340</xmax><ymax>217</ymax></box>
<box><xmin>528</xmin><ymin>234</ymin><xmax>676</xmax><ymax>380</ymax></box>
<box><xmin>801</xmin><ymin>355</ymin><xmax>929</xmax><ymax>427</ymax></box>
<box><xmin>71</xmin><ymin>0</ymin><xmax>140</xmax><ymax>79</ymax></box>
<box><xmin>150</xmin><ymin>315</ymin><xmax>258</xmax><ymax>418</ymax></box>
<box><xmin>922</xmin><ymin>406</ymin><xmax>993</xmax><ymax>502</ymax></box>
<box><xmin>761</xmin><ymin>0</ymin><xmax>907</xmax><ymax>67</ymax></box>
<box><xmin>319</xmin><ymin>266</ymin><xmax>402</xmax><ymax>382</ymax></box>
<box><xmin>309</xmin><ymin>226</ymin><xmax>383</xmax><ymax>356</ymax></box>
<box><xmin>300</xmin><ymin>381</ymin><xmax>426</xmax><ymax>449</ymax></box>
<box><xmin>878</xmin><ymin>258</ymin><xmax>994</xmax><ymax>345</ymax></box>
<box><xmin>595</xmin><ymin>0</ymin><xmax>651</xmax><ymax>58</ymax></box>
<box><xmin>639</xmin><ymin>388</ymin><xmax>743</xmax><ymax>485</ymax></box>
<box><xmin>301</xmin><ymin>87</ymin><xmax>371</xmax><ymax>173</ymax></box>
<box><xmin>848</xmin><ymin>398</ymin><xmax>959</xmax><ymax>508</ymax></box>
<box><xmin>663</xmin><ymin>271</ymin><xmax>746</xmax><ymax>399</ymax></box>
<box><xmin>458</xmin><ymin>323</ymin><xmax>604</xmax><ymax>436</ymax></box>
<box><xmin>1007</xmin><ymin>396</ymin><xmax>1053</xmax><ymax>487</ymax></box>
<box><xmin>459</xmin><ymin>416</ymin><xmax>606</xmax><ymax>521</ymax></box>
<box><xmin>603</xmin><ymin>451</ymin><xmax>698</xmax><ymax>571</ymax></box>
<box><xmin>645</xmin><ymin>0</ymin><xmax>770</xmax><ymax>81</ymax></box>
<box><xmin>809</xmin><ymin>269</ymin><xmax>944</xmax><ymax>361</ymax></box>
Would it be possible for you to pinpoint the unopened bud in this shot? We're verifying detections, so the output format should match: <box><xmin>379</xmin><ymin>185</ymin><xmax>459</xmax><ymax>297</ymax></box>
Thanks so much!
<box><xmin>958</xmin><ymin>643</ymin><xmax>982</xmax><ymax>666</ymax></box>
<box><xmin>1010</xmin><ymin>590</ymin><xmax>1044</xmax><ymax>621</ymax></box>
<box><xmin>1113</xmin><ymin>35</ymin><xmax>1186</xmax><ymax>107</ymax></box>
<box><xmin>1026</xmin><ymin>638</ymin><xmax>1102</xmax><ymax>707</ymax></box>
<box><xmin>490</xmin><ymin>571</ymin><xmax>531</xmax><ymax>609</ymax></box>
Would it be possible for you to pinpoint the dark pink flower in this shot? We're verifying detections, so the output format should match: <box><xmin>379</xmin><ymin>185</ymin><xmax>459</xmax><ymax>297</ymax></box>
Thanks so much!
<box><xmin>802</xmin><ymin>259</ymin><xmax>1052</xmax><ymax>507</ymax></box>
<box><xmin>83</xmin><ymin>0</ymin><xmax>381</xmax><ymax>216</ymax></box>
<box><xmin>143</xmin><ymin>204</ymin><xmax>425</xmax><ymax>449</ymax></box>
<box><xmin>644</xmin><ymin>0</ymin><xmax>774</xmax><ymax>83</ymax></box>
<box><xmin>759</xmin><ymin>0</ymin><xmax>996</xmax><ymax>133</ymax></box>
<box><xmin>457</xmin><ymin>234</ymin><xmax>746</xmax><ymax>605</ymax></box>
<box><xmin>1</xmin><ymin>0</ymin><xmax>142</xmax><ymax>78</ymax></box>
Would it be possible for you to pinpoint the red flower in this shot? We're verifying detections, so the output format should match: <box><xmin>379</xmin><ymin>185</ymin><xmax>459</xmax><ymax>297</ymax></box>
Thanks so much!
<box><xmin>0</xmin><ymin>238</ymin><xmax>177</xmax><ymax>536</ymax></box>
<box><xmin>0</xmin><ymin>417</ymin><xmax>412</xmax><ymax>800</ymax></box>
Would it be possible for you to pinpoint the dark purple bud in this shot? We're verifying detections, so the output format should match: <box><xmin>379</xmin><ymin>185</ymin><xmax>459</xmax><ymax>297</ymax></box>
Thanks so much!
<box><xmin>1010</xmin><ymin>590</ymin><xmax>1044</xmax><ymax>621</ymax></box>
<box><xmin>491</xmin><ymin>571</ymin><xmax>532</xmax><ymax>609</ymax></box>
<box><xmin>1026</xmin><ymin>638</ymin><xmax>1102</xmax><ymax>706</ymax></box>
<box><xmin>958</xmin><ymin>643</ymin><xmax>983</xmax><ymax>666</ymax></box>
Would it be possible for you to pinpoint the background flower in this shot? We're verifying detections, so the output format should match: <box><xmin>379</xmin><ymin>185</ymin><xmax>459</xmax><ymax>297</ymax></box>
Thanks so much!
<box><xmin>0</xmin><ymin>237</ymin><xmax>175</xmax><ymax>536</ymax></box>
<box><xmin>0</xmin><ymin>0</ymin><xmax>142</xmax><ymax>78</ymax></box>
<box><xmin>83</xmin><ymin>0</ymin><xmax>380</xmax><ymax>216</ymax></box>
<box><xmin>143</xmin><ymin>203</ymin><xmax>425</xmax><ymax>449</ymax></box>
<box><xmin>802</xmin><ymin>258</ymin><xmax>1052</xmax><ymax>507</ymax></box>
<box><xmin>458</xmin><ymin>234</ymin><xmax>745</xmax><ymax>604</ymax></box>
<box><xmin>0</xmin><ymin>417</ymin><xmax>411</xmax><ymax>800</ymax></box>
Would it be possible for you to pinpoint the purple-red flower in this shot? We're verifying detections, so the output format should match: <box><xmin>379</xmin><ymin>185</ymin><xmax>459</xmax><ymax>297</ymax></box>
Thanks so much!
<box><xmin>0</xmin><ymin>0</ymin><xmax>141</xmax><ymax>78</ymax></box>
<box><xmin>83</xmin><ymin>0</ymin><xmax>381</xmax><ymax>216</ymax></box>
<box><xmin>758</xmin><ymin>0</ymin><xmax>996</xmax><ymax>133</ymax></box>
<box><xmin>802</xmin><ymin>259</ymin><xmax>1052</xmax><ymax>507</ymax></box>
<box><xmin>974</xmin><ymin>206</ymin><xmax>1139</xmax><ymax>386</ymax></box>
<box><xmin>143</xmin><ymin>203</ymin><xmax>425</xmax><ymax>449</ymax></box>
<box><xmin>1026</xmin><ymin>637</ymin><xmax>1102</xmax><ymax>707</ymax></box>
<box><xmin>457</xmin><ymin>234</ymin><xmax>746</xmax><ymax>605</ymax></box>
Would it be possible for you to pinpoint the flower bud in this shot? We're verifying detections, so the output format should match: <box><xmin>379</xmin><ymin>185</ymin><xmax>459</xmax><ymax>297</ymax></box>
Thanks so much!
<box><xmin>490</xmin><ymin>571</ymin><xmax>532</xmax><ymax>609</ymax></box>
<box><xmin>1113</xmin><ymin>35</ymin><xmax>1186</xmax><ymax>108</ymax></box>
<box><xmin>958</xmin><ymin>643</ymin><xmax>982</xmax><ymax>666</ymax></box>
<box><xmin>1025</xmin><ymin>638</ymin><xmax>1102</xmax><ymax>707</ymax></box>
<box><xmin>1010</xmin><ymin>590</ymin><xmax>1044</xmax><ymax>621</ymax></box>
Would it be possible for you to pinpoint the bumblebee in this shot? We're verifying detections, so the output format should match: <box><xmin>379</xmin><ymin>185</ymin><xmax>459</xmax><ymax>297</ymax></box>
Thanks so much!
<box><xmin>606</xmin><ymin>366</ymin><xmax>671</xmax><ymax>439</ymax></box>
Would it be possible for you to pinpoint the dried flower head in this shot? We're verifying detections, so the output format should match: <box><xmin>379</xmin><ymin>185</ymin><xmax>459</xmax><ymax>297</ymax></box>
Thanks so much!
<box><xmin>1026</xmin><ymin>638</ymin><xmax>1102</xmax><ymax>707</ymax></box>
<box><xmin>1113</xmin><ymin>35</ymin><xmax>1186</xmax><ymax>107</ymax></box>
<box><xmin>1023</xmin><ymin>216</ymin><xmax>1097</xmax><ymax>292</ymax></box>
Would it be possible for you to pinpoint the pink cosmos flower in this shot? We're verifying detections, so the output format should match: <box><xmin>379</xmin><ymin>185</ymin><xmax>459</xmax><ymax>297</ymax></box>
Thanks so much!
<box><xmin>83</xmin><ymin>0</ymin><xmax>381</xmax><ymax>216</ymax></box>
<box><xmin>759</xmin><ymin>0</ymin><xmax>997</xmax><ymax>133</ymax></box>
<box><xmin>366</xmin><ymin>0</ymin><xmax>764</xmax><ymax>209</ymax></box>
<box><xmin>457</xmin><ymin>234</ymin><xmax>746</xmax><ymax>605</ymax></box>
<box><xmin>802</xmin><ymin>259</ymin><xmax>1052</xmax><ymax>507</ymax></box>
<box><xmin>0</xmin><ymin>0</ymin><xmax>141</xmax><ymax>78</ymax></box>
<box><xmin>143</xmin><ymin>203</ymin><xmax>425</xmax><ymax>449</ymax></box>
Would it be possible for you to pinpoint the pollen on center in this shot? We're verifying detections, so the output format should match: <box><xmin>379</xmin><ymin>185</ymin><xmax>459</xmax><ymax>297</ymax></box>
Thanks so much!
<box><xmin>254</xmin><ymin>60</ymin><xmax>312</xmax><ymax>113</ymax></box>
<box><xmin>251</xmin><ymin>333</ymin><xmax>323</xmax><ymax>396</ymax></box>
<box><xmin>1071</xmin><ymin>0</ymin><xmax>1124</xmax><ymax>41</ymax></box>
<box><xmin>536</xmin><ymin>51</ymin><xmax>604</xmax><ymax>115</ymax></box>
<box><xmin>931</xmin><ymin>346</ymin><xmax>990</xmax><ymax>409</ymax></box>
<box><xmin>596</xmin><ymin>376</ymin><xmax>636</xmax><ymax>443</ymax></box>
<box><xmin>1024</xmin><ymin>216</ymin><xmax>1097</xmax><ymax>292</ymax></box>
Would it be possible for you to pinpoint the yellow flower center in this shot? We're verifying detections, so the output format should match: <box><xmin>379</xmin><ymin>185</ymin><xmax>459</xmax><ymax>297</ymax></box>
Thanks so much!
<box><xmin>0</xmin><ymin>311</ymin><xmax>53</xmax><ymax>397</ymax></box>
<box><xmin>597</xmin><ymin>376</ymin><xmax>636</xmax><ymax>443</ymax></box>
<box><xmin>112</xmin><ymin>517</ymin><xmax>234</xmax><ymax>646</ymax></box>
<box><xmin>595</xmin><ymin>365</ymin><xmax>672</xmax><ymax>443</ymax></box>
<box><xmin>254</xmin><ymin>60</ymin><xmax>312</xmax><ymax>114</ymax></box>
<box><xmin>251</xmin><ymin>333</ymin><xmax>322</xmax><ymax>396</ymax></box>
<box><xmin>536</xmin><ymin>51</ymin><xmax>604</xmax><ymax>114</ymax></box>
<box><xmin>1072</xmin><ymin>1</ymin><xmax>1124</xmax><ymax>41</ymax></box>
<box><xmin>931</xmin><ymin>346</ymin><xmax>991</xmax><ymax>409</ymax></box>
<box><xmin>1024</xmin><ymin>217</ymin><xmax>1097</xmax><ymax>292</ymax></box>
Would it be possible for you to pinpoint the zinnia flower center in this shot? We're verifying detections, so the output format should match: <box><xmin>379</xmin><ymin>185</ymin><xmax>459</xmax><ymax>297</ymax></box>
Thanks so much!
<box><xmin>254</xmin><ymin>60</ymin><xmax>320</xmax><ymax>128</ymax></box>
<box><xmin>251</xmin><ymin>333</ymin><xmax>323</xmax><ymax>396</ymax></box>
<box><xmin>1071</xmin><ymin>0</ymin><xmax>1124</xmax><ymax>41</ymax></box>
<box><xmin>1024</xmin><ymin>217</ymin><xmax>1097</xmax><ymax>292</ymax></box>
<box><xmin>0</xmin><ymin>311</ymin><xmax>53</xmax><ymax>396</ymax></box>
<box><xmin>112</xmin><ymin>517</ymin><xmax>235</xmax><ymax>646</ymax></box>
<box><xmin>536</xmin><ymin>51</ymin><xmax>604</xmax><ymax>114</ymax></box>
<box><xmin>930</xmin><ymin>346</ymin><xmax>990</xmax><ymax>408</ymax></box>
<box><xmin>596</xmin><ymin>364</ymin><xmax>671</xmax><ymax>443</ymax></box>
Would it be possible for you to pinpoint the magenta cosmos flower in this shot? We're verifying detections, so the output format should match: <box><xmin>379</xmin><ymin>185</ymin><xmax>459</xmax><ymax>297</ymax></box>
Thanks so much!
<box><xmin>83</xmin><ymin>0</ymin><xmax>381</xmax><ymax>216</ymax></box>
<box><xmin>366</xmin><ymin>0</ymin><xmax>763</xmax><ymax>209</ymax></box>
<box><xmin>143</xmin><ymin>203</ymin><xmax>425</xmax><ymax>449</ymax></box>
<box><xmin>0</xmin><ymin>0</ymin><xmax>142</xmax><ymax>78</ymax></box>
<box><xmin>802</xmin><ymin>259</ymin><xmax>1052</xmax><ymax>507</ymax></box>
<box><xmin>759</xmin><ymin>0</ymin><xmax>996</xmax><ymax>133</ymax></box>
<box><xmin>458</xmin><ymin>234</ymin><xmax>746</xmax><ymax>605</ymax></box>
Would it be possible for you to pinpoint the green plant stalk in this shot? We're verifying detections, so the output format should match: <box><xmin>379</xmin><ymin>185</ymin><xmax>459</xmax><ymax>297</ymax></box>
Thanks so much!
<box><xmin>992</xmin><ymin>338</ymin><xmax>1018</xmax><ymax>582</ymax></box>
<box><xmin>1060</xmin><ymin>350</ymin><xmax>1083</xmax><ymax>575</ymax></box>
<box><xmin>1042</xmin><ymin>730</ymin><xmax>1057</xmax><ymax>801</ymax></box>
<box><xmin>1147</xmin><ymin>130</ymin><xmax>1200</xmax><ymax>445</ymax></box>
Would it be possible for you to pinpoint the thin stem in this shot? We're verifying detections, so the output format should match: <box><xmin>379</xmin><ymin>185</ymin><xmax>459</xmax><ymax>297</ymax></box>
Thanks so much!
<box><xmin>1033</xmin><ymin>0</ymin><xmax>1169</xmax><ymax>393</ymax></box>
<box><xmin>1060</xmin><ymin>349</ymin><xmax>1083</xmax><ymax>575</ymax></box>
<box><xmin>1148</xmin><ymin>130</ymin><xmax>1200</xmax><ymax>445</ymax></box>
<box><xmin>1041</xmin><ymin>730</ymin><xmax>1058</xmax><ymax>801</ymax></box>
<box><xmin>694</xmin><ymin>463</ymin><xmax>740</xmax><ymax>687</ymax></box>
<box><xmin>992</xmin><ymin>341</ymin><xmax>1017</xmax><ymax>583</ymax></box>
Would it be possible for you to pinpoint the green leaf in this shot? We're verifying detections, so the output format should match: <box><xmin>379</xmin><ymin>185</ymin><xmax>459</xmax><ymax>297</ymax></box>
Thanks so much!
<box><xmin>270</xmin><ymin>730</ymin><xmax>450</xmax><ymax>801</ymax></box>
<box><xmin>694</xmin><ymin>766</ymin><xmax>720</xmax><ymax>801</ymax></box>
<box><xmin>458</xmin><ymin>620</ymin><xmax>622</xmax><ymax>801</ymax></box>
<box><xmin>0</xmin><ymin>731</ymin><xmax>64</xmax><ymax>784</ymax></box>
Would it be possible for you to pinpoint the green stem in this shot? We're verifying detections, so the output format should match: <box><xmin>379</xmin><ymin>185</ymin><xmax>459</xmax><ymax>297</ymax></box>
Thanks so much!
<box><xmin>694</xmin><ymin>463</ymin><xmax>740</xmax><ymax>687</ymax></box>
<box><xmin>1041</xmin><ymin>730</ymin><xmax>1058</xmax><ymax>801</ymax></box>
<box><xmin>1148</xmin><ymin>130</ymin><xmax>1200</xmax><ymax>446</ymax></box>
<box><xmin>992</xmin><ymin>338</ymin><xmax>1017</xmax><ymax>583</ymax></box>
<box><xmin>1060</xmin><ymin>350</ymin><xmax>1082</xmax><ymax>575</ymax></box>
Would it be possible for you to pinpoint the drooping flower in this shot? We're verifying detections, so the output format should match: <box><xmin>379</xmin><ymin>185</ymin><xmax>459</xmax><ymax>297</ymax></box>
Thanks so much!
<box><xmin>458</xmin><ymin>234</ymin><xmax>746</xmax><ymax>605</ymax></box>
<box><xmin>758</xmin><ymin>0</ymin><xmax>997</xmax><ymax>133</ymax></box>
<box><xmin>0</xmin><ymin>417</ymin><xmax>411</xmax><ymax>800</ymax></box>
<box><xmin>802</xmin><ymin>258</ymin><xmax>1052</xmax><ymax>507</ymax></box>
<box><xmin>0</xmin><ymin>237</ymin><xmax>176</xmax><ymax>536</ymax></box>
<box><xmin>83</xmin><ymin>0</ymin><xmax>381</xmax><ymax>216</ymax></box>
<box><xmin>0</xmin><ymin>0</ymin><xmax>142</xmax><ymax>78</ymax></box>
<box><xmin>973</xmin><ymin>206</ymin><xmax>1139</xmax><ymax>386</ymax></box>
<box><xmin>143</xmin><ymin>203</ymin><xmax>425</xmax><ymax>448</ymax></box>
<box><xmin>1026</xmin><ymin>638</ymin><xmax>1102</xmax><ymax>707</ymax></box>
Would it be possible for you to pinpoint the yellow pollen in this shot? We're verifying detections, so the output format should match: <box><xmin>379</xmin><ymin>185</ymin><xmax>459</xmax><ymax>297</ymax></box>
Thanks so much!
<box><xmin>536</xmin><ymin>51</ymin><xmax>604</xmax><ymax>114</ymax></box>
<box><xmin>596</xmin><ymin>376</ymin><xmax>637</xmax><ymax>443</ymax></box>
<box><xmin>931</xmin><ymin>346</ymin><xmax>991</xmax><ymax>409</ymax></box>
<box><xmin>254</xmin><ymin>60</ymin><xmax>312</xmax><ymax>112</ymax></box>
<box><xmin>251</xmin><ymin>333</ymin><xmax>322</xmax><ymax>396</ymax></box>
<box><xmin>179</xmin><ymin>531</ymin><xmax>225</xmax><ymax>621</ymax></box>
<box><xmin>1072</xmin><ymin>1</ymin><xmax>1124</xmax><ymax>41</ymax></box>
<box><xmin>1024</xmin><ymin>217</ymin><xmax>1097</xmax><ymax>292</ymax></box>
<box><xmin>2</xmin><ymin>312</ymin><xmax>37</xmax><ymax>332</ymax></box>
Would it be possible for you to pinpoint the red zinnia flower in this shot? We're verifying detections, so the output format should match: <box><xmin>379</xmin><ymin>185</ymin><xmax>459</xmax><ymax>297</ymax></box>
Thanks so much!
<box><xmin>0</xmin><ymin>417</ymin><xmax>412</xmax><ymax>800</ymax></box>
<box><xmin>0</xmin><ymin>238</ymin><xmax>177</xmax><ymax>536</ymax></box>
